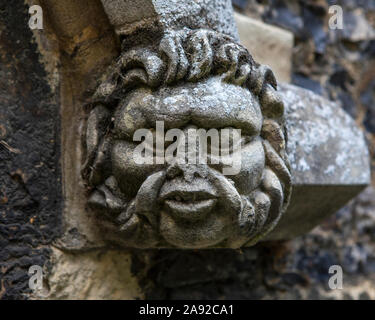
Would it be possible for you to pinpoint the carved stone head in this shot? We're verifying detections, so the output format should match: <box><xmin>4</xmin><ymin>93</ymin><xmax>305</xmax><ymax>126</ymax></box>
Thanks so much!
<box><xmin>82</xmin><ymin>30</ymin><xmax>291</xmax><ymax>249</ymax></box>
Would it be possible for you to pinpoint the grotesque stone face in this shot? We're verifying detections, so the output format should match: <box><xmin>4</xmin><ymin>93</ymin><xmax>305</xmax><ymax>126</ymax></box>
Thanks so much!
<box><xmin>111</xmin><ymin>77</ymin><xmax>265</xmax><ymax>248</ymax></box>
<box><xmin>82</xmin><ymin>29</ymin><xmax>292</xmax><ymax>248</ymax></box>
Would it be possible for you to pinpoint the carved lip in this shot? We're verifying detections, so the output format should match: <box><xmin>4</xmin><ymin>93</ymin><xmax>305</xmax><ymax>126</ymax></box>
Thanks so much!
<box><xmin>160</xmin><ymin>189</ymin><xmax>216</xmax><ymax>202</ymax></box>
<box><xmin>164</xmin><ymin>198</ymin><xmax>217</xmax><ymax>220</ymax></box>
<box><xmin>159</xmin><ymin>188</ymin><xmax>218</xmax><ymax>220</ymax></box>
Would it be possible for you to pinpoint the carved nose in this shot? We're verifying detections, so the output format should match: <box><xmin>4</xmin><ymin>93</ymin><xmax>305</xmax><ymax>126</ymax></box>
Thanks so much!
<box><xmin>166</xmin><ymin>161</ymin><xmax>206</xmax><ymax>182</ymax></box>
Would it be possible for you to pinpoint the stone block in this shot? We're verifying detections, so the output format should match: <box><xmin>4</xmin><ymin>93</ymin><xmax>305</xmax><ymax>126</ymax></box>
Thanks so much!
<box><xmin>101</xmin><ymin>0</ymin><xmax>239</xmax><ymax>39</ymax></box>
<box><xmin>265</xmin><ymin>83</ymin><xmax>371</xmax><ymax>240</ymax></box>
<box><xmin>234</xmin><ymin>12</ymin><xmax>294</xmax><ymax>82</ymax></box>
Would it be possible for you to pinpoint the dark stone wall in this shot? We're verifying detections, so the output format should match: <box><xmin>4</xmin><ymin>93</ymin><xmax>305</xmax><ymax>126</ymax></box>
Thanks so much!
<box><xmin>0</xmin><ymin>1</ymin><xmax>61</xmax><ymax>299</ymax></box>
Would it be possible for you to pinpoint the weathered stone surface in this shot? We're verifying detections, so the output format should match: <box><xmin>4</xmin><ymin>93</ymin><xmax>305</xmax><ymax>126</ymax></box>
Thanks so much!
<box><xmin>234</xmin><ymin>12</ymin><xmax>293</xmax><ymax>82</ymax></box>
<box><xmin>266</xmin><ymin>83</ymin><xmax>371</xmax><ymax>240</ymax></box>
<box><xmin>101</xmin><ymin>0</ymin><xmax>240</xmax><ymax>40</ymax></box>
<box><xmin>0</xmin><ymin>0</ymin><xmax>62</xmax><ymax>300</ymax></box>
<box><xmin>282</xmin><ymin>83</ymin><xmax>369</xmax><ymax>186</ymax></box>
<box><xmin>37</xmin><ymin>0</ymin><xmax>120</xmax><ymax>253</ymax></box>
<box><xmin>31</xmin><ymin>248</ymin><xmax>143</xmax><ymax>300</ymax></box>
<box><xmin>83</xmin><ymin>29</ymin><xmax>291</xmax><ymax>249</ymax></box>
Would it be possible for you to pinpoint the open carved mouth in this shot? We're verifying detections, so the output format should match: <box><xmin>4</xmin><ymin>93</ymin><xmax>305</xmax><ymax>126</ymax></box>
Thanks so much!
<box><xmin>159</xmin><ymin>188</ymin><xmax>218</xmax><ymax>220</ymax></box>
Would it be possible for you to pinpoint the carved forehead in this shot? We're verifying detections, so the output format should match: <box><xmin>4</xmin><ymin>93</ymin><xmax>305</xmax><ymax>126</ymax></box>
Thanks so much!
<box><xmin>114</xmin><ymin>76</ymin><xmax>263</xmax><ymax>138</ymax></box>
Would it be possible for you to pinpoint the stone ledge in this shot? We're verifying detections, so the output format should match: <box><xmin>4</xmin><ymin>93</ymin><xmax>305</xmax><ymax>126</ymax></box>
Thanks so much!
<box><xmin>265</xmin><ymin>83</ymin><xmax>371</xmax><ymax>241</ymax></box>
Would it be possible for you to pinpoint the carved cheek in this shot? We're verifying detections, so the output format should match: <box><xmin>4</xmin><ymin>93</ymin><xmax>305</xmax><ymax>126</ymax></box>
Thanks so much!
<box><xmin>111</xmin><ymin>140</ymin><xmax>164</xmax><ymax>197</ymax></box>
<box><xmin>230</xmin><ymin>138</ymin><xmax>265</xmax><ymax>195</ymax></box>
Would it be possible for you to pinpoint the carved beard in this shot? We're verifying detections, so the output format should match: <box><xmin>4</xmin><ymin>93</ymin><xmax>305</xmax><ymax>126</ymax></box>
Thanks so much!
<box><xmin>97</xmin><ymin>161</ymin><xmax>278</xmax><ymax>249</ymax></box>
